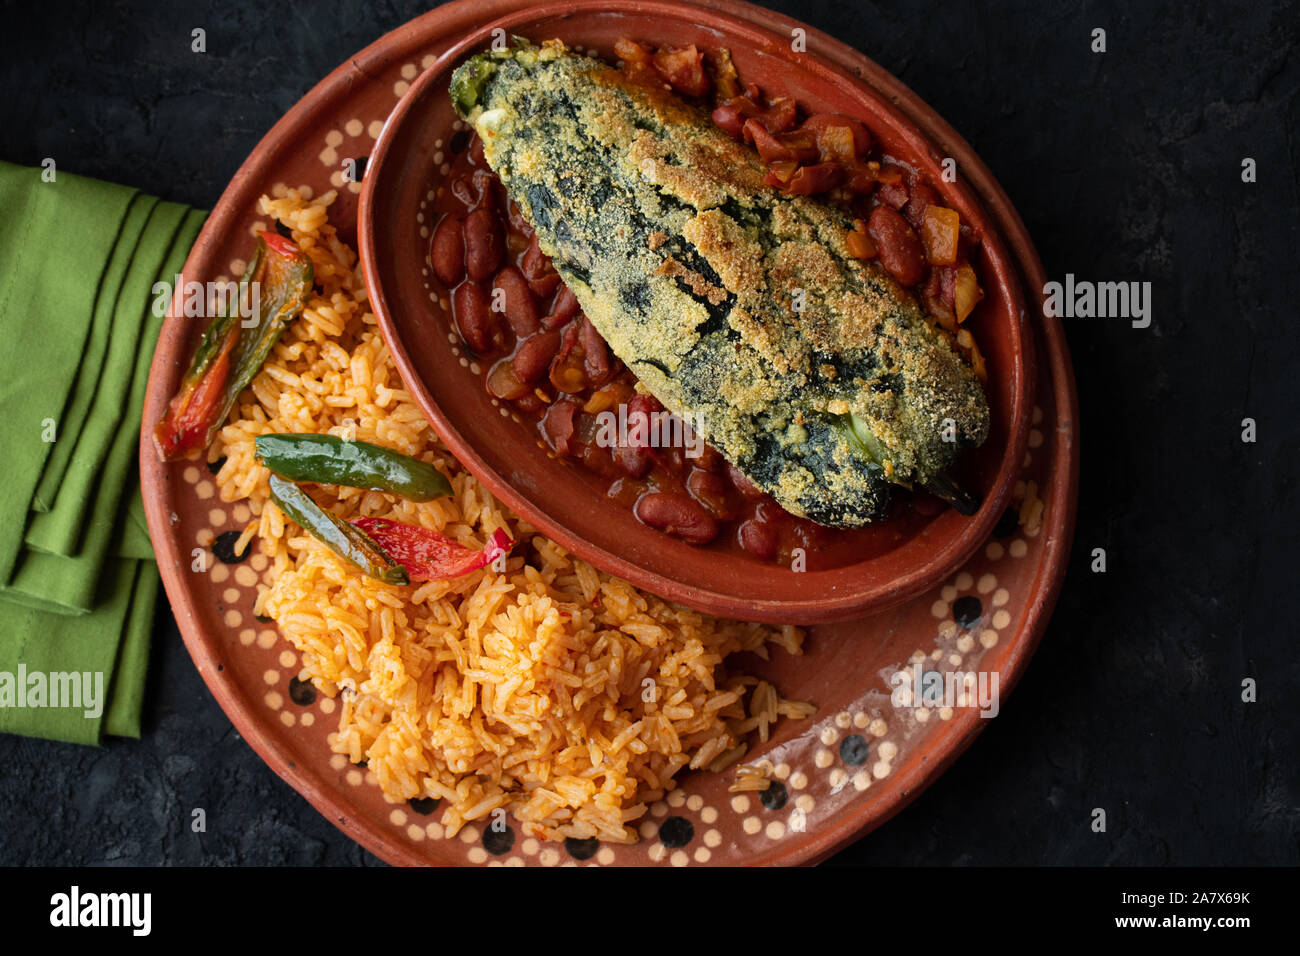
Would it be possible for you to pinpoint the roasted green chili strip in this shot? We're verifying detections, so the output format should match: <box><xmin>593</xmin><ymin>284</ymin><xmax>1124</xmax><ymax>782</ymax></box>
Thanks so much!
<box><xmin>255</xmin><ymin>433</ymin><xmax>453</xmax><ymax>501</ymax></box>
<box><xmin>267</xmin><ymin>475</ymin><xmax>409</xmax><ymax>585</ymax></box>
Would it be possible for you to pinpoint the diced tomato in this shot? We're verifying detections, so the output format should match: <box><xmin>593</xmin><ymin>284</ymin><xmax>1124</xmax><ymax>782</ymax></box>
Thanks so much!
<box><xmin>615</xmin><ymin>37</ymin><xmax>662</xmax><ymax>88</ymax></box>
<box><xmin>614</xmin><ymin>37</ymin><xmax>652</xmax><ymax>65</ymax></box>
<box><xmin>707</xmin><ymin>49</ymin><xmax>742</xmax><ymax>102</ymax></box>
<box><xmin>800</xmin><ymin>113</ymin><xmax>872</xmax><ymax>159</ymax></box>
<box><xmin>652</xmin><ymin>45</ymin><xmax>710</xmax><ymax>98</ymax></box>
<box><xmin>763</xmin><ymin>161</ymin><xmax>799</xmax><ymax>187</ymax></box>
<box><xmin>953</xmin><ymin>261</ymin><xmax>984</xmax><ymax>322</ymax></box>
<box><xmin>846</xmin><ymin>219</ymin><xmax>877</xmax><ymax>259</ymax></box>
<box><xmin>921</xmin><ymin>205</ymin><xmax>961</xmax><ymax>265</ymax></box>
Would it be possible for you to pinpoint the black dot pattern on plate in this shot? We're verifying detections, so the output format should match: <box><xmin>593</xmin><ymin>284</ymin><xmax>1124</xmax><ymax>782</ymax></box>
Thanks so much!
<box><xmin>255</xmin><ymin>613</ymin><xmax>274</xmax><ymax>623</ymax></box>
<box><xmin>994</xmin><ymin>507</ymin><xmax>1020</xmax><ymax>538</ymax></box>
<box><xmin>759</xmin><ymin>781</ymin><xmax>789</xmax><ymax>811</ymax></box>
<box><xmin>658</xmin><ymin>816</ymin><xmax>694</xmax><ymax>848</ymax></box>
<box><xmin>274</xmin><ymin>219</ymin><xmax>293</xmax><ymax>238</ymax></box>
<box><xmin>449</xmin><ymin>129</ymin><xmax>469</xmax><ymax>154</ymax></box>
<box><xmin>839</xmin><ymin>734</ymin><xmax>870</xmax><ymax>765</ymax></box>
<box><xmin>953</xmin><ymin>595</ymin><xmax>982</xmax><ymax>628</ymax></box>
<box><xmin>482</xmin><ymin>824</ymin><xmax>514</xmax><ymax>855</ymax></box>
<box><xmin>287</xmin><ymin>676</ymin><xmax>316</xmax><ymax>706</ymax></box>
<box><xmin>409</xmin><ymin>796</ymin><xmax>441</xmax><ymax>815</ymax></box>
<box><xmin>212</xmin><ymin>529</ymin><xmax>251</xmax><ymax>564</ymax></box>
<box><xmin>206</xmin><ymin>455</ymin><xmax>227</xmax><ymax>475</ymax></box>
<box><xmin>564</xmin><ymin>836</ymin><xmax>599</xmax><ymax>861</ymax></box>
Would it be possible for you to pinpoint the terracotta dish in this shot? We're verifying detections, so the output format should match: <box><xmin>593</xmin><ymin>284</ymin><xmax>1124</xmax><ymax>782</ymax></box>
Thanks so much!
<box><xmin>141</xmin><ymin>0</ymin><xmax>1078</xmax><ymax>867</ymax></box>
<box><xmin>359</xmin><ymin>3</ymin><xmax>1035</xmax><ymax>624</ymax></box>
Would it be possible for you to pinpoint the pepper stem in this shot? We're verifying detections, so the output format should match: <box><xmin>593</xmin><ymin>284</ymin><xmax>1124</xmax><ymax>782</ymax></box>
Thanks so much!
<box><xmin>923</xmin><ymin>472</ymin><xmax>981</xmax><ymax>516</ymax></box>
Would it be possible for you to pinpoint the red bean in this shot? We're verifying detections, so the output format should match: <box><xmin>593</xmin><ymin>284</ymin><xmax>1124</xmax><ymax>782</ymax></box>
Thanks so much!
<box><xmin>507</xmin><ymin>197</ymin><xmax>533</xmax><ymax>237</ymax></box>
<box><xmin>452</xmin><ymin>281</ymin><xmax>498</xmax><ymax>353</ymax></box>
<box><xmin>877</xmin><ymin>181</ymin><xmax>909</xmax><ymax>210</ymax></box>
<box><xmin>579</xmin><ymin>317</ymin><xmax>611</xmax><ymax>386</ymax></box>
<box><xmin>512</xmin><ymin>331</ymin><xmax>560</xmax><ymax>383</ymax></box>
<box><xmin>520</xmin><ymin>234</ymin><xmax>552</xmax><ymax>280</ymax></box>
<box><xmin>528</xmin><ymin>272</ymin><xmax>561</xmax><ymax>299</ymax></box>
<box><xmin>429</xmin><ymin>215</ymin><xmax>464</xmax><ymax>286</ymax></box>
<box><xmin>738</xmin><ymin>518</ymin><xmax>779</xmax><ymax>559</ymax></box>
<box><xmin>492</xmin><ymin>266</ymin><xmax>540</xmax><ymax>337</ymax></box>
<box><xmin>654</xmin><ymin>444</ymin><xmax>687</xmax><ymax>476</ymax></box>
<box><xmin>547</xmin><ymin>323</ymin><xmax>584</xmax><ymax>393</ymax></box>
<box><xmin>580</xmin><ymin>440</ymin><xmax>623</xmax><ymax>480</ymax></box>
<box><xmin>711</xmin><ymin>99</ymin><xmax>756</xmax><ymax>138</ymax></box>
<box><xmin>726</xmin><ymin>462</ymin><xmax>764</xmax><ymax>499</ymax></box>
<box><xmin>468</xmin><ymin>133</ymin><xmax>486</xmax><ymax>167</ymax></box>
<box><xmin>613</xmin><ymin>442</ymin><xmax>653</xmax><ymax>479</ymax></box>
<box><xmin>541</xmin><ymin>399</ymin><xmax>580</xmax><ymax>456</ymax></box>
<box><xmin>450</xmin><ymin>175</ymin><xmax>477</xmax><ymax>209</ymax></box>
<box><xmin>464</xmin><ymin>207</ymin><xmax>504</xmax><ymax>281</ymax></box>
<box><xmin>486</xmin><ymin>358</ymin><xmax>530</xmax><ymax>400</ymax></box>
<box><xmin>695</xmin><ymin>444</ymin><xmax>726</xmax><ymax>472</ymax></box>
<box><xmin>551</xmin><ymin>285</ymin><xmax>580</xmax><ymax>322</ymax></box>
<box><xmin>904</xmin><ymin>182</ymin><xmax>940</xmax><ymax>229</ymax></box>
<box><xmin>867</xmin><ymin>205</ymin><xmax>925</xmax><ymax>286</ymax></box>
<box><xmin>687</xmin><ymin>468</ymin><xmax>738</xmax><ymax>520</ymax></box>
<box><xmin>541</xmin><ymin>310</ymin><xmax>572</xmax><ymax>332</ymax></box>
<box><xmin>472</xmin><ymin>168</ymin><xmax>499</xmax><ymax>213</ymax></box>
<box><xmin>634</xmin><ymin>492</ymin><xmax>719</xmax><ymax>544</ymax></box>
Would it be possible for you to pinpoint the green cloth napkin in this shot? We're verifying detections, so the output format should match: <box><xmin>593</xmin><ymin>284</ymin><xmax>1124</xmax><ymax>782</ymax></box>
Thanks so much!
<box><xmin>29</xmin><ymin>194</ymin><xmax>159</xmax><ymax>513</ymax></box>
<box><xmin>0</xmin><ymin>161</ymin><xmax>205</xmax><ymax>745</ymax></box>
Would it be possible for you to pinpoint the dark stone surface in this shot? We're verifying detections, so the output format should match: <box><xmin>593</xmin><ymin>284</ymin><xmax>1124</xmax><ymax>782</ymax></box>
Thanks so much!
<box><xmin>1</xmin><ymin>0</ymin><xmax>1296</xmax><ymax>866</ymax></box>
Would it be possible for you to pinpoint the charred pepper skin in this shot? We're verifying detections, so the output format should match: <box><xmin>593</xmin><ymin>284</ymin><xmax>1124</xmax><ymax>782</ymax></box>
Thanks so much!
<box><xmin>451</xmin><ymin>41</ymin><xmax>989</xmax><ymax>527</ymax></box>
<box><xmin>267</xmin><ymin>475</ymin><xmax>409</xmax><ymax>586</ymax></box>
<box><xmin>254</xmin><ymin>433</ymin><xmax>453</xmax><ymax>501</ymax></box>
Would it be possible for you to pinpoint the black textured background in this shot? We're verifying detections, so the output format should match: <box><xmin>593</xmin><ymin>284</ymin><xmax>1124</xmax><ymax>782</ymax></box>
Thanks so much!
<box><xmin>0</xmin><ymin>0</ymin><xmax>1296</xmax><ymax>867</ymax></box>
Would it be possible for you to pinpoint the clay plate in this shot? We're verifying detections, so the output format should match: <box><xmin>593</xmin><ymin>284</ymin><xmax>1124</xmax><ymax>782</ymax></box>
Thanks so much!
<box><xmin>359</xmin><ymin>2</ymin><xmax>1035</xmax><ymax>624</ymax></box>
<box><xmin>141</xmin><ymin>0</ymin><xmax>1078</xmax><ymax>867</ymax></box>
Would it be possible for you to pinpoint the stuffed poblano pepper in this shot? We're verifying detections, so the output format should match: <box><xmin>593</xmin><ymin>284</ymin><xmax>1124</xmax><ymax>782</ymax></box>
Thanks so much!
<box><xmin>450</xmin><ymin>40</ymin><xmax>989</xmax><ymax>526</ymax></box>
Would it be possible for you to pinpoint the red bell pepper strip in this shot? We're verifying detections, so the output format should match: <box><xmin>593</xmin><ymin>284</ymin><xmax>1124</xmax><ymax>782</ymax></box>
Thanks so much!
<box><xmin>351</xmin><ymin>518</ymin><xmax>514</xmax><ymax>583</ymax></box>
<box><xmin>154</xmin><ymin>231</ymin><xmax>314</xmax><ymax>460</ymax></box>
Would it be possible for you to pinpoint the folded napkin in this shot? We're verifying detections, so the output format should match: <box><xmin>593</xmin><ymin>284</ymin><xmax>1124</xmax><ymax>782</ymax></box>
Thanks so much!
<box><xmin>0</xmin><ymin>160</ymin><xmax>205</xmax><ymax>745</ymax></box>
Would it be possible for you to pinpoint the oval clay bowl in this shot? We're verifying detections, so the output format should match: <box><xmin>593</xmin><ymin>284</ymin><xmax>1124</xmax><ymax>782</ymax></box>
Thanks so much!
<box><xmin>359</xmin><ymin>0</ymin><xmax>1036</xmax><ymax>625</ymax></box>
